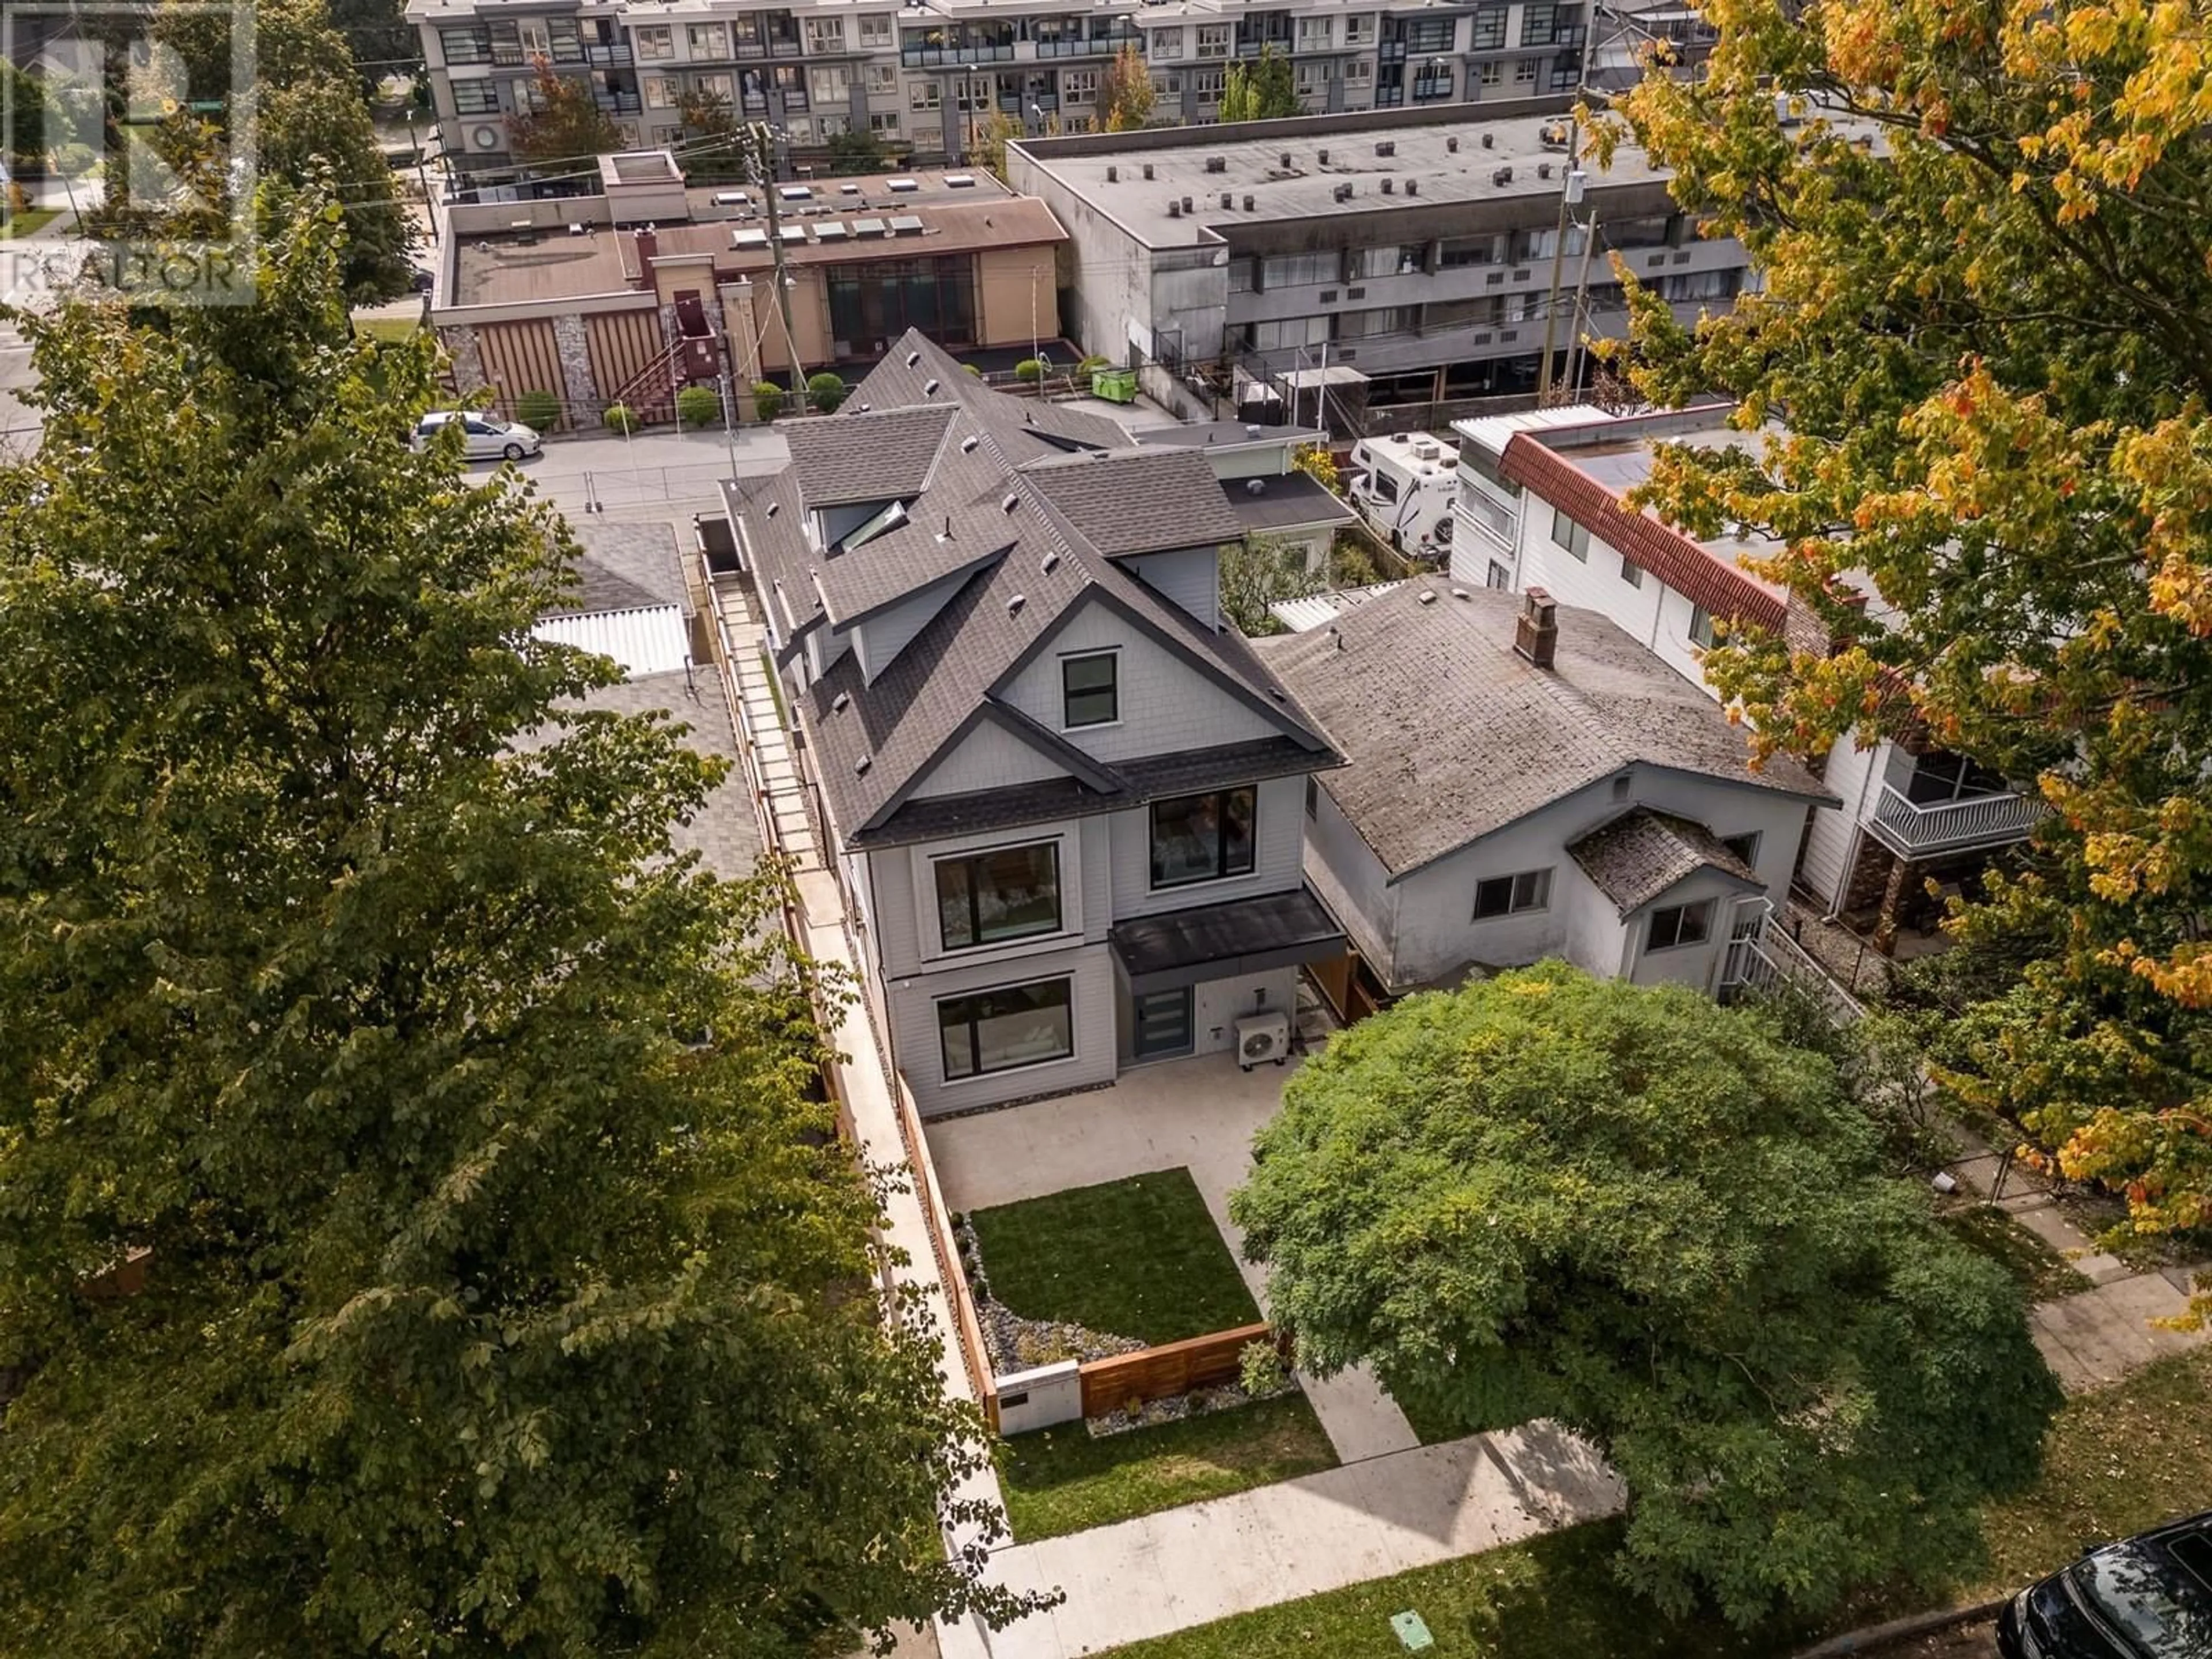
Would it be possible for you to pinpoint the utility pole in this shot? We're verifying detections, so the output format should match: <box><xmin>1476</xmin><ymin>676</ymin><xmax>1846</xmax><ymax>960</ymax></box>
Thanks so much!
<box><xmin>407</xmin><ymin>112</ymin><xmax>438</xmax><ymax>240</ymax></box>
<box><xmin>1559</xmin><ymin>211</ymin><xmax>1601</xmax><ymax>403</ymax></box>
<box><xmin>751</xmin><ymin>121</ymin><xmax>806</xmax><ymax>411</ymax></box>
<box><xmin>1534</xmin><ymin>115</ymin><xmax>1584</xmax><ymax>404</ymax></box>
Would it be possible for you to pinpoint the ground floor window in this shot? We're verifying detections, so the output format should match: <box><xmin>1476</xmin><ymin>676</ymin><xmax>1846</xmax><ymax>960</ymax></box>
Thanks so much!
<box><xmin>938</xmin><ymin>978</ymin><xmax>1074</xmax><ymax>1080</ymax></box>
<box><xmin>1646</xmin><ymin>899</ymin><xmax>1713</xmax><ymax>952</ymax></box>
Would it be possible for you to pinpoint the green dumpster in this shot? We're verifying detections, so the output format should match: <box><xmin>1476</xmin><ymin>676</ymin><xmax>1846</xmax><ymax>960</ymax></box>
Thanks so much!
<box><xmin>1090</xmin><ymin>366</ymin><xmax>1138</xmax><ymax>404</ymax></box>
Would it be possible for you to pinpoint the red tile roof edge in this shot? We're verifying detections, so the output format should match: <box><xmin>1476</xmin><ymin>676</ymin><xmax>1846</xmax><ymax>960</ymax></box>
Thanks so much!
<box><xmin>1499</xmin><ymin>434</ymin><xmax>1788</xmax><ymax>632</ymax></box>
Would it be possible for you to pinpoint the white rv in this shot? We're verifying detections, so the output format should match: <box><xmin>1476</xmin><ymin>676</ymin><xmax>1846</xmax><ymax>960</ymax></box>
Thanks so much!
<box><xmin>1347</xmin><ymin>432</ymin><xmax>1459</xmax><ymax>562</ymax></box>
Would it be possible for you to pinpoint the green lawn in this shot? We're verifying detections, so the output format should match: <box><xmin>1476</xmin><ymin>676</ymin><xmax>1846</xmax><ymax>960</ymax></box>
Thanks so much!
<box><xmin>353</xmin><ymin>317</ymin><xmax>425</xmax><ymax>344</ymax></box>
<box><xmin>970</xmin><ymin>1168</ymin><xmax>1259</xmax><ymax>1344</ymax></box>
<box><xmin>1000</xmin><ymin>1393</ymin><xmax>1338</xmax><ymax>1541</ymax></box>
<box><xmin>1939</xmin><ymin>1203</ymin><xmax>2089</xmax><ymax>1303</ymax></box>
<box><xmin>1108</xmin><ymin>1346</ymin><xmax>2212</xmax><ymax>1658</ymax></box>
<box><xmin>0</xmin><ymin>207</ymin><xmax>62</xmax><ymax>239</ymax></box>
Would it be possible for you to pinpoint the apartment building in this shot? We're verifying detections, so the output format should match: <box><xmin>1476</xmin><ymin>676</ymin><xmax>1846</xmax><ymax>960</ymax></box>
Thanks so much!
<box><xmin>726</xmin><ymin>329</ymin><xmax>1347</xmax><ymax>1115</ymax></box>
<box><xmin>1005</xmin><ymin>100</ymin><xmax>1752</xmax><ymax>419</ymax></box>
<box><xmin>1446</xmin><ymin>404</ymin><xmax>2048</xmax><ymax>944</ymax></box>
<box><xmin>405</xmin><ymin>0</ymin><xmax>1598</xmax><ymax>185</ymax></box>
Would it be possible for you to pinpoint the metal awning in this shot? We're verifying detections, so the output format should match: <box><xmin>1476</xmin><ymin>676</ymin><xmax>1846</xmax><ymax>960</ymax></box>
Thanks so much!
<box><xmin>1110</xmin><ymin>887</ymin><xmax>1346</xmax><ymax>994</ymax></box>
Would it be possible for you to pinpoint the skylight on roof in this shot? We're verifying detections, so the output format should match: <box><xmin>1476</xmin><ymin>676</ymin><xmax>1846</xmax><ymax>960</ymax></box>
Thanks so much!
<box><xmin>885</xmin><ymin>177</ymin><xmax>919</xmax><ymax>192</ymax></box>
<box><xmin>815</xmin><ymin>221</ymin><xmax>849</xmax><ymax>239</ymax></box>
<box><xmin>888</xmin><ymin>214</ymin><xmax>926</xmax><ymax>236</ymax></box>
<box><xmin>851</xmin><ymin>217</ymin><xmax>888</xmax><ymax>237</ymax></box>
<box><xmin>778</xmin><ymin>224</ymin><xmax>808</xmax><ymax>241</ymax></box>
<box><xmin>732</xmin><ymin>228</ymin><xmax>770</xmax><ymax>249</ymax></box>
<box><xmin>779</xmin><ymin>184</ymin><xmax>813</xmax><ymax>202</ymax></box>
<box><xmin>943</xmin><ymin>173</ymin><xmax>978</xmax><ymax>188</ymax></box>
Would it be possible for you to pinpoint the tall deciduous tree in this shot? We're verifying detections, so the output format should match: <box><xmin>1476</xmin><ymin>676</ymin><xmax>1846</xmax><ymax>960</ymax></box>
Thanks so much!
<box><xmin>1218</xmin><ymin>45</ymin><xmax>1298</xmax><ymax>123</ymax></box>
<box><xmin>0</xmin><ymin>198</ymin><xmax>1033</xmax><ymax>1657</ymax></box>
<box><xmin>1101</xmin><ymin>41</ymin><xmax>1155</xmax><ymax>134</ymax></box>
<box><xmin>1593</xmin><ymin>0</ymin><xmax>2212</xmax><ymax>1281</ymax></box>
<box><xmin>160</xmin><ymin>0</ymin><xmax>414</xmax><ymax>299</ymax></box>
<box><xmin>506</xmin><ymin>55</ymin><xmax>623</xmax><ymax>171</ymax></box>
<box><xmin>1232</xmin><ymin>964</ymin><xmax>2061</xmax><ymax>1628</ymax></box>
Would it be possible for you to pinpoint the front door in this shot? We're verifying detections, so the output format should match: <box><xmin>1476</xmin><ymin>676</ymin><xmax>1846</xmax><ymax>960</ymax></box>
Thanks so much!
<box><xmin>1131</xmin><ymin>986</ymin><xmax>1194</xmax><ymax>1061</ymax></box>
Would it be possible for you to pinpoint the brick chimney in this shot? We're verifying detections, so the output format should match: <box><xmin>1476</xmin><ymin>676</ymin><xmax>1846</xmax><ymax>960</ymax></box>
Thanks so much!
<box><xmin>1783</xmin><ymin>580</ymin><xmax>1870</xmax><ymax>659</ymax></box>
<box><xmin>1514</xmin><ymin>587</ymin><xmax>1558</xmax><ymax>670</ymax></box>
<box><xmin>632</xmin><ymin>226</ymin><xmax>659</xmax><ymax>286</ymax></box>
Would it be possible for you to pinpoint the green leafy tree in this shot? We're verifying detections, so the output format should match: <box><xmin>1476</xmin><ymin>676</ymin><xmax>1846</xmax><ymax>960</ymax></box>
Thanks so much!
<box><xmin>976</xmin><ymin>108</ymin><xmax>1020</xmax><ymax>183</ymax></box>
<box><xmin>1231</xmin><ymin>964</ymin><xmax>2061</xmax><ymax>1628</ymax></box>
<box><xmin>1100</xmin><ymin>41</ymin><xmax>1154</xmax><ymax>134</ymax></box>
<box><xmin>1593</xmin><ymin>0</ymin><xmax>2212</xmax><ymax>1282</ymax></box>
<box><xmin>825</xmin><ymin>127</ymin><xmax>888</xmax><ymax>177</ymax></box>
<box><xmin>1217</xmin><ymin>533</ymin><xmax>1321</xmax><ymax>637</ymax></box>
<box><xmin>160</xmin><ymin>0</ymin><xmax>414</xmax><ymax>298</ymax></box>
<box><xmin>679</xmin><ymin>88</ymin><xmax>756</xmax><ymax>184</ymax></box>
<box><xmin>505</xmin><ymin>54</ymin><xmax>623</xmax><ymax>171</ymax></box>
<box><xmin>325</xmin><ymin>0</ymin><xmax>418</xmax><ymax>88</ymax></box>
<box><xmin>752</xmin><ymin>379</ymin><xmax>787</xmax><ymax>420</ymax></box>
<box><xmin>2</xmin><ymin>60</ymin><xmax>47</xmax><ymax>177</ymax></box>
<box><xmin>806</xmin><ymin>370</ymin><xmax>849</xmax><ymax>414</ymax></box>
<box><xmin>0</xmin><ymin>198</ymin><xmax>1035</xmax><ymax>1657</ymax></box>
<box><xmin>1218</xmin><ymin>45</ymin><xmax>1298</xmax><ymax>123</ymax></box>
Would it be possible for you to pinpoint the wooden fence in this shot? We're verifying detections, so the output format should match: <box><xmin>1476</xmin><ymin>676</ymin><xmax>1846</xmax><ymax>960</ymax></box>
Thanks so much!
<box><xmin>891</xmin><ymin>1072</ymin><xmax>1003</xmax><ymax>1434</ymax></box>
<box><xmin>1077</xmin><ymin>1321</ymin><xmax>1279</xmax><ymax>1419</ymax></box>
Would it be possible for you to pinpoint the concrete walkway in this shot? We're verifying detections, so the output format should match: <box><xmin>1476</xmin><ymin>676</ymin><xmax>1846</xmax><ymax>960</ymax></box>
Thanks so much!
<box><xmin>926</xmin><ymin>1051</ymin><xmax>1420</xmax><ymax>1465</ymax></box>
<box><xmin>944</xmin><ymin>1424</ymin><xmax>1623</xmax><ymax>1659</ymax></box>
<box><xmin>1942</xmin><ymin>1129</ymin><xmax>2209</xmax><ymax>1392</ymax></box>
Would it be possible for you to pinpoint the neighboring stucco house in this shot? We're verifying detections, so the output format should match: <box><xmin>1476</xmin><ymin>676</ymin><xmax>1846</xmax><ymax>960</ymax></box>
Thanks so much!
<box><xmin>725</xmin><ymin>330</ymin><xmax>1346</xmax><ymax>1116</ymax></box>
<box><xmin>1134</xmin><ymin>420</ymin><xmax>1356</xmax><ymax>574</ymax></box>
<box><xmin>1257</xmin><ymin>582</ymin><xmax>1837</xmax><ymax>1001</ymax></box>
<box><xmin>1448</xmin><ymin>403</ymin><xmax>2046</xmax><ymax>939</ymax></box>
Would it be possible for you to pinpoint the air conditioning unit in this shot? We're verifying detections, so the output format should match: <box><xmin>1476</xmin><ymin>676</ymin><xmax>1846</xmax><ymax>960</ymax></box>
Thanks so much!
<box><xmin>1236</xmin><ymin>1010</ymin><xmax>1290</xmax><ymax>1070</ymax></box>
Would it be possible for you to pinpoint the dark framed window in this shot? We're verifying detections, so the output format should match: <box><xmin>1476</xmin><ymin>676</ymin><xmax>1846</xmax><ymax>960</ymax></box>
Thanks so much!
<box><xmin>1150</xmin><ymin>787</ymin><xmax>1256</xmax><ymax>888</ymax></box>
<box><xmin>1688</xmin><ymin>605</ymin><xmax>1717</xmax><ymax>647</ymax></box>
<box><xmin>1473</xmin><ymin>867</ymin><xmax>1551</xmax><ymax>920</ymax></box>
<box><xmin>1905</xmin><ymin>750</ymin><xmax>2010</xmax><ymax>805</ymax></box>
<box><xmin>824</xmin><ymin>256</ymin><xmax>979</xmax><ymax>351</ymax></box>
<box><xmin>1305</xmin><ymin>777</ymin><xmax>1318</xmax><ymax>819</ymax></box>
<box><xmin>934</xmin><ymin>841</ymin><xmax>1062</xmax><ymax>951</ymax></box>
<box><xmin>1551</xmin><ymin>505</ymin><xmax>1590</xmax><ymax>559</ymax></box>
<box><xmin>1619</xmin><ymin>555</ymin><xmax>1643</xmax><ymax>588</ymax></box>
<box><xmin>938</xmin><ymin>978</ymin><xmax>1074</xmax><ymax>1080</ymax></box>
<box><xmin>1062</xmin><ymin>652</ymin><xmax>1118</xmax><ymax>728</ymax></box>
<box><xmin>1719</xmin><ymin>831</ymin><xmax>1762</xmax><ymax>868</ymax></box>
<box><xmin>1647</xmin><ymin>900</ymin><xmax>1713</xmax><ymax>951</ymax></box>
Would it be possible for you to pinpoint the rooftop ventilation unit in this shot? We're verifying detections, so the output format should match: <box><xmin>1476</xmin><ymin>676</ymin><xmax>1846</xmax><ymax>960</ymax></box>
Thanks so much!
<box><xmin>923</xmin><ymin>377</ymin><xmax>941</xmax><ymax>395</ymax></box>
<box><xmin>1180</xmin><ymin>195</ymin><xmax>1192</xmax><ymax>212</ymax></box>
<box><xmin>1279</xmin><ymin>151</ymin><xmax>1293</xmax><ymax>168</ymax></box>
<box><xmin>961</xmin><ymin>435</ymin><xmax>979</xmax><ymax>452</ymax></box>
<box><xmin>906</xmin><ymin>350</ymin><xmax>921</xmax><ymax>366</ymax></box>
<box><xmin>1333</xmin><ymin>181</ymin><xmax>1354</xmax><ymax>202</ymax></box>
<box><xmin>1168</xmin><ymin>200</ymin><xmax>1181</xmax><ymax>218</ymax></box>
<box><xmin>944</xmin><ymin>172</ymin><xmax>978</xmax><ymax>188</ymax></box>
<box><xmin>839</xmin><ymin>182</ymin><xmax>862</xmax><ymax>195</ymax></box>
<box><xmin>1142</xmin><ymin>162</ymin><xmax>1154</xmax><ymax>180</ymax></box>
<box><xmin>1540</xmin><ymin>120</ymin><xmax>1571</xmax><ymax>148</ymax></box>
<box><xmin>885</xmin><ymin>176</ymin><xmax>919</xmax><ymax>192</ymax></box>
<box><xmin>732</xmin><ymin>227</ymin><xmax>770</xmax><ymax>249</ymax></box>
<box><xmin>1041</xmin><ymin>550</ymin><xmax>1060</xmax><ymax>573</ymax></box>
<box><xmin>1107</xmin><ymin>164</ymin><xmax>1118</xmax><ymax>181</ymax></box>
<box><xmin>1221</xmin><ymin>191</ymin><xmax>1233</xmax><ymax>209</ymax></box>
<box><xmin>1006</xmin><ymin>593</ymin><xmax>1025</xmax><ymax>615</ymax></box>
<box><xmin>764</xmin><ymin>502</ymin><xmax>779</xmax><ymax>517</ymax></box>
<box><xmin>1317</xmin><ymin>147</ymin><xmax>1330</xmax><ymax>165</ymax></box>
<box><xmin>1481</xmin><ymin>131</ymin><xmax>1494</xmax><ymax>148</ymax></box>
<box><xmin>1002</xmin><ymin>492</ymin><xmax>1020</xmax><ymax>513</ymax></box>
<box><xmin>1493</xmin><ymin>165</ymin><xmax>1513</xmax><ymax>185</ymax></box>
<box><xmin>1446</xmin><ymin>135</ymin><xmax>1460</xmax><ymax>153</ymax></box>
<box><xmin>831</xmin><ymin>691</ymin><xmax>850</xmax><ymax>711</ymax></box>
<box><xmin>1537</xmin><ymin>161</ymin><xmax>1552</xmax><ymax>179</ymax></box>
<box><xmin>1205</xmin><ymin>155</ymin><xmax>1226</xmax><ymax>173</ymax></box>
<box><xmin>1418</xmin><ymin>589</ymin><xmax>1437</xmax><ymax>605</ymax></box>
<box><xmin>778</xmin><ymin>184</ymin><xmax>812</xmax><ymax>201</ymax></box>
<box><xmin>853</xmin><ymin>755</ymin><xmax>871</xmax><ymax>775</ymax></box>
<box><xmin>1243</xmin><ymin>193</ymin><xmax>1255</xmax><ymax>210</ymax></box>
<box><xmin>567</xmin><ymin>222</ymin><xmax>586</xmax><ymax>237</ymax></box>
<box><xmin>1406</xmin><ymin>178</ymin><xmax>1418</xmax><ymax>195</ymax></box>
<box><xmin>1381</xmin><ymin>177</ymin><xmax>1393</xmax><ymax>194</ymax></box>
<box><xmin>1375</xmin><ymin>139</ymin><xmax>1395</xmax><ymax>157</ymax></box>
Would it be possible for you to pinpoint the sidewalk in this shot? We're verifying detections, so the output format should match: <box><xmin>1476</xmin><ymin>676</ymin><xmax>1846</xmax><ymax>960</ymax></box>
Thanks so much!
<box><xmin>1942</xmin><ymin>1128</ymin><xmax>2210</xmax><ymax>1392</ymax></box>
<box><xmin>941</xmin><ymin>1423</ymin><xmax>1623</xmax><ymax>1659</ymax></box>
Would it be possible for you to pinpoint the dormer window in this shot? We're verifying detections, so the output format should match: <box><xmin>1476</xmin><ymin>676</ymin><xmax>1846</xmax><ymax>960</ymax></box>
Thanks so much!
<box><xmin>1062</xmin><ymin>651</ymin><xmax>1118</xmax><ymax>728</ymax></box>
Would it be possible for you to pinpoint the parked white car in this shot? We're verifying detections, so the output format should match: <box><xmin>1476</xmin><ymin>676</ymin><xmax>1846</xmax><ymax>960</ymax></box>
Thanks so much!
<box><xmin>412</xmin><ymin>411</ymin><xmax>541</xmax><ymax>461</ymax></box>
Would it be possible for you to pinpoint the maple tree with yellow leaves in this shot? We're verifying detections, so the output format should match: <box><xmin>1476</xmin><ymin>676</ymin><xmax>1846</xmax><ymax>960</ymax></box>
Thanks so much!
<box><xmin>1590</xmin><ymin>0</ymin><xmax>2212</xmax><ymax>1296</ymax></box>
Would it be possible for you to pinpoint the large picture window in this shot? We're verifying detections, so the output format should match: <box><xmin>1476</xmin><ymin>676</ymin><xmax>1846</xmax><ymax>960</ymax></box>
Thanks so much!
<box><xmin>938</xmin><ymin>979</ymin><xmax>1074</xmax><ymax>1079</ymax></box>
<box><xmin>934</xmin><ymin>840</ymin><xmax>1061</xmax><ymax>951</ymax></box>
<box><xmin>825</xmin><ymin>256</ymin><xmax>978</xmax><ymax>350</ymax></box>
<box><xmin>1150</xmin><ymin>787</ymin><xmax>1256</xmax><ymax>888</ymax></box>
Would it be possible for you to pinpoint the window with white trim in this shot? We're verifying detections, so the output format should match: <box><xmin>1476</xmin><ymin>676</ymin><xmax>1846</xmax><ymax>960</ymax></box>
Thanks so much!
<box><xmin>1474</xmin><ymin>868</ymin><xmax>1551</xmax><ymax>920</ymax></box>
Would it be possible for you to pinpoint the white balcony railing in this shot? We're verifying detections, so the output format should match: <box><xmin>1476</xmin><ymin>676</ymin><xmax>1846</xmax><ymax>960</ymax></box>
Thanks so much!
<box><xmin>1865</xmin><ymin>783</ymin><xmax>2046</xmax><ymax>858</ymax></box>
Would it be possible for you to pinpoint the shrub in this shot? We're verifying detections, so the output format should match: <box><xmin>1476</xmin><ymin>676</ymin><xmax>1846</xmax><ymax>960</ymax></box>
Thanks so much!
<box><xmin>963</xmin><ymin>363</ymin><xmax>983</xmax><ymax>377</ymax></box>
<box><xmin>1075</xmin><ymin>354</ymin><xmax>1109</xmax><ymax>379</ymax></box>
<box><xmin>1238</xmin><ymin>1339</ymin><xmax>1291</xmax><ymax>1399</ymax></box>
<box><xmin>513</xmin><ymin>389</ymin><xmax>561</xmax><ymax>431</ymax></box>
<box><xmin>1014</xmin><ymin>357</ymin><xmax>1045</xmax><ymax>382</ymax></box>
<box><xmin>675</xmin><ymin>384</ymin><xmax>721</xmax><ymax>429</ymax></box>
<box><xmin>602</xmin><ymin>403</ymin><xmax>638</xmax><ymax>435</ymax></box>
<box><xmin>752</xmin><ymin>380</ymin><xmax>786</xmax><ymax>421</ymax></box>
<box><xmin>805</xmin><ymin>372</ymin><xmax>849</xmax><ymax>414</ymax></box>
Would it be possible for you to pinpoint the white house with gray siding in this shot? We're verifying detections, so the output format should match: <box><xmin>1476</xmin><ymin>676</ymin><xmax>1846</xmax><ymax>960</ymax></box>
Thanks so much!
<box><xmin>1449</xmin><ymin>403</ymin><xmax>2046</xmax><ymax>936</ymax></box>
<box><xmin>726</xmin><ymin>330</ymin><xmax>1345</xmax><ymax>1116</ymax></box>
<box><xmin>1260</xmin><ymin>583</ymin><xmax>1837</xmax><ymax>1001</ymax></box>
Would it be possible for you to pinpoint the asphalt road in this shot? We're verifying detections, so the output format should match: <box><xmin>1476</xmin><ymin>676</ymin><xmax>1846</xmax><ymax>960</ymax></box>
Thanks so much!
<box><xmin>461</xmin><ymin>425</ymin><xmax>792</xmax><ymax>522</ymax></box>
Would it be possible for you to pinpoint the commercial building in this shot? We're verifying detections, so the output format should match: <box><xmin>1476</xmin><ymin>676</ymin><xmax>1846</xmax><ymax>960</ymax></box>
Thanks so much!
<box><xmin>1003</xmin><ymin>100</ymin><xmax>1755</xmax><ymax>421</ymax></box>
<box><xmin>430</xmin><ymin>162</ymin><xmax>1066</xmax><ymax>421</ymax></box>
<box><xmin>404</xmin><ymin>0</ymin><xmax>1601</xmax><ymax>187</ymax></box>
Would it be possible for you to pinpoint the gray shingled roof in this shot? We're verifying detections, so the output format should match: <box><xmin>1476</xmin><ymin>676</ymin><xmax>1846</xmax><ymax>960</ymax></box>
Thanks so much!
<box><xmin>550</xmin><ymin>521</ymin><xmax>688</xmax><ymax>618</ymax></box>
<box><xmin>1023</xmin><ymin>450</ymin><xmax>1251</xmax><ymax>556</ymax></box>
<box><xmin>781</xmin><ymin>405</ymin><xmax>956</xmax><ymax>507</ymax></box>
<box><xmin>1224</xmin><ymin>472</ymin><xmax>1359</xmax><ymax>536</ymax></box>
<box><xmin>724</xmin><ymin>329</ymin><xmax>1338</xmax><ymax>850</ymax></box>
<box><xmin>1568</xmin><ymin>808</ymin><xmax>1762</xmax><ymax>915</ymax></box>
<box><xmin>508</xmin><ymin>667</ymin><xmax>762</xmax><ymax>881</ymax></box>
<box><xmin>849</xmin><ymin>336</ymin><xmax>1128</xmax><ymax>460</ymax></box>
<box><xmin>1253</xmin><ymin>583</ymin><xmax>1833</xmax><ymax>879</ymax></box>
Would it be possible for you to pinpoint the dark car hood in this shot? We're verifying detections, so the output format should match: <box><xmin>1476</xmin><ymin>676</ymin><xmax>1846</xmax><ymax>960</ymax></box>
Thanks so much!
<box><xmin>2020</xmin><ymin>1574</ymin><xmax>2128</xmax><ymax>1657</ymax></box>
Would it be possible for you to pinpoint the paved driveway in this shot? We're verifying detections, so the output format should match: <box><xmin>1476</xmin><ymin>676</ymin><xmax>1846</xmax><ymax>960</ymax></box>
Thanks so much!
<box><xmin>925</xmin><ymin>1048</ymin><xmax>1419</xmax><ymax>1463</ymax></box>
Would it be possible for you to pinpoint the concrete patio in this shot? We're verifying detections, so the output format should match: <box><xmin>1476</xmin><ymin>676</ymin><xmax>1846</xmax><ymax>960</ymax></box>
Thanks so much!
<box><xmin>925</xmin><ymin>1047</ymin><xmax>1420</xmax><ymax>1465</ymax></box>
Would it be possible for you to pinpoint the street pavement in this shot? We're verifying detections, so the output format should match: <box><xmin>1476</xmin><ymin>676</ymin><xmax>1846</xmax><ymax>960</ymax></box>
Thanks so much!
<box><xmin>463</xmin><ymin>425</ymin><xmax>791</xmax><ymax>522</ymax></box>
